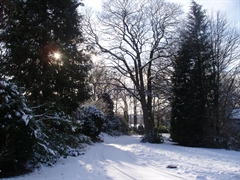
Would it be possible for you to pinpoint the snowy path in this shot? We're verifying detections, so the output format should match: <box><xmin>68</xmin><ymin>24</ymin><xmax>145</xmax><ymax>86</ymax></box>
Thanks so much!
<box><xmin>99</xmin><ymin>136</ymin><xmax>186</xmax><ymax>180</ymax></box>
<box><xmin>5</xmin><ymin>134</ymin><xmax>240</xmax><ymax>180</ymax></box>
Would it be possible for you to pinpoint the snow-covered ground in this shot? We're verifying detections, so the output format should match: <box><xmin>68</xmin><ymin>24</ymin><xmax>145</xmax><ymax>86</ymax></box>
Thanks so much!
<box><xmin>4</xmin><ymin>134</ymin><xmax>240</xmax><ymax>180</ymax></box>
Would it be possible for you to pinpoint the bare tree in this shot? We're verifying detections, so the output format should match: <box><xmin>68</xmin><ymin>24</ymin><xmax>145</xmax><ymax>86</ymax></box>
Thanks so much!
<box><xmin>207</xmin><ymin>12</ymin><xmax>240</xmax><ymax>145</ymax></box>
<box><xmin>89</xmin><ymin>61</ymin><xmax>113</xmax><ymax>100</ymax></box>
<box><xmin>84</xmin><ymin>0</ymin><xmax>182</xmax><ymax>134</ymax></box>
<box><xmin>89</xmin><ymin>60</ymin><xmax>130</xmax><ymax>118</ymax></box>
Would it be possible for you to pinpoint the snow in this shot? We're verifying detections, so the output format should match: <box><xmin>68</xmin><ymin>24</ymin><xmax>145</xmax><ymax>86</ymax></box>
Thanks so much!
<box><xmin>38</xmin><ymin>142</ymin><xmax>56</xmax><ymax>156</ymax></box>
<box><xmin>231</xmin><ymin>109</ymin><xmax>240</xmax><ymax>120</ymax></box>
<box><xmin>4</xmin><ymin>134</ymin><xmax>240</xmax><ymax>180</ymax></box>
<box><xmin>21</xmin><ymin>113</ymin><xmax>29</xmax><ymax>126</ymax></box>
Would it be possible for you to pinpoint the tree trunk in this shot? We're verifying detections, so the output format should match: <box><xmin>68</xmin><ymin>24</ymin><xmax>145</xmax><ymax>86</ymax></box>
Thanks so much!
<box><xmin>134</xmin><ymin>98</ymin><xmax>137</xmax><ymax>128</ymax></box>
<box><xmin>140</xmin><ymin>96</ymin><xmax>153</xmax><ymax>134</ymax></box>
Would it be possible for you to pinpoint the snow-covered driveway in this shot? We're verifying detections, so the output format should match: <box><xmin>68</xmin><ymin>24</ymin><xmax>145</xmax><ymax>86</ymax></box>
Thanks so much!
<box><xmin>93</xmin><ymin>135</ymin><xmax>185</xmax><ymax>180</ymax></box>
<box><xmin>7</xmin><ymin>134</ymin><xmax>240</xmax><ymax>180</ymax></box>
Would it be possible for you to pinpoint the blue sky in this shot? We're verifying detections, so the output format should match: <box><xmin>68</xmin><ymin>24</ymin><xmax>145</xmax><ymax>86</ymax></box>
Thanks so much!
<box><xmin>83</xmin><ymin>0</ymin><xmax>240</xmax><ymax>27</ymax></box>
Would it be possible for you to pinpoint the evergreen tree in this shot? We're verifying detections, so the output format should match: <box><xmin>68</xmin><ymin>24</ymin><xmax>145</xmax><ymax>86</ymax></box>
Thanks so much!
<box><xmin>0</xmin><ymin>0</ymin><xmax>93</xmax><ymax>173</ymax></box>
<box><xmin>101</xmin><ymin>93</ymin><xmax>114</xmax><ymax>116</ymax></box>
<box><xmin>171</xmin><ymin>1</ymin><xmax>214</xmax><ymax>147</ymax></box>
<box><xmin>1</xmin><ymin>0</ymin><xmax>91</xmax><ymax>113</ymax></box>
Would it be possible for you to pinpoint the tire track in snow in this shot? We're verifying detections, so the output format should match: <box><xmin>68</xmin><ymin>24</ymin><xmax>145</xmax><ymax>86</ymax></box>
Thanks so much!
<box><xmin>123</xmin><ymin>145</ymin><xmax>187</xmax><ymax>180</ymax></box>
<box><xmin>101</xmin><ymin>144</ymin><xmax>138</xmax><ymax>180</ymax></box>
<box><xmin>88</xmin><ymin>142</ymin><xmax>137</xmax><ymax>179</ymax></box>
<box><xmin>121</xmin><ymin>135</ymin><xmax>188</xmax><ymax>179</ymax></box>
<box><xmin>101</xmin><ymin>141</ymin><xmax>185</xmax><ymax>180</ymax></box>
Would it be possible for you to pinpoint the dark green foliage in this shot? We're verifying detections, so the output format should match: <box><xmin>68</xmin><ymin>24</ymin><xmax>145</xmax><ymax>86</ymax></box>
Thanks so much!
<box><xmin>103</xmin><ymin>115</ymin><xmax>129</xmax><ymax>136</ymax></box>
<box><xmin>74</xmin><ymin>105</ymin><xmax>105</xmax><ymax>140</ymax></box>
<box><xmin>157</xmin><ymin>125</ymin><xmax>169</xmax><ymax>133</ymax></box>
<box><xmin>31</xmin><ymin>103</ymin><xmax>92</xmax><ymax>166</ymax></box>
<box><xmin>32</xmin><ymin>111</ymin><xmax>71</xmax><ymax>165</ymax></box>
<box><xmin>131</xmin><ymin>124</ymin><xmax>145</xmax><ymax>135</ymax></box>
<box><xmin>0</xmin><ymin>78</ymin><xmax>34</xmax><ymax>175</ymax></box>
<box><xmin>101</xmin><ymin>93</ymin><xmax>114</xmax><ymax>116</ymax></box>
<box><xmin>0</xmin><ymin>79</ymin><xmax>92</xmax><ymax>176</ymax></box>
<box><xmin>141</xmin><ymin>128</ymin><xmax>164</xmax><ymax>144</ymax></box>
<box><xmin>1</xmin><ymin>0</ymin><xmax>92</xmax><ymax>174</ymax></box>
<box><xmin>137</xmin><ymin>124</ymin><xmax>145</xmax><ymax>134</ymax></box>
<box><xmin>100</xmin><ymin>93</ymin><xmax>129</xmax><ymax>136</ymax></box>
<box><xmin>119</xmin><ymin>117</ymin><xmax>129</xmax><ymax>134</ymax></box>
<box><xmin>171</xmin><ymin>1</ymin><xmax>214</xmax><ymax>147</ymax></box>
<box><xmin>1</xmin><ymin>0</ymin><xmax>91</xmax><ymax>114</ymax></box>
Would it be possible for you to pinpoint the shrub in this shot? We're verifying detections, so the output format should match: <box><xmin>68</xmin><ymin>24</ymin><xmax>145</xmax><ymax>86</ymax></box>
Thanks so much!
<box><xmin>66</xmin><ymin>134</ymin><xmax>92</xmax><ymax>156</ymax></box>
<box><xmin>0</xmin><ymin>78</ymin><xmax>92</xmax><ymax>176</ymax></box>
<box><xmin>73</xmin><ymin>105</ymin><xmax>105</xmax><ymax>140</ymax></box>
<box><xmin>103</xmin><ymin>115</ymin><xmax>129</xmax><ymax>136</ymax></box>
<box><xmin>0</xmin><ymin>79</ymin><xmax>35</xmax><ymax>176</ymax></box>
<box><xmin>31</xmin><ymin>110</ymin><xmax>73</xmax><ymax>166</ymax></box>
<box><xmin>141</xmin><ymin>128</ymin><xmax>164</xmax><ymax>144</ymax></box>
<box><xmin>137</xmin><ymin>124</ymin><xmax>145</xmax><ymax>134</ymax></box>
<box><xmin>31</xmin><ymin>102</ymin><xmax>92</xmax><ymax>167</ymax></box>
<box><xmin>157</xmin><ymin>125</ymin><xmax>169</xmax><ymax>133</ymax></box>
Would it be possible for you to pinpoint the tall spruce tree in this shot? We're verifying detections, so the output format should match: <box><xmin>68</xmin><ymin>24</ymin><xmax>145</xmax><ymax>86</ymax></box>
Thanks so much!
<box><xmin>171</xmin><ymin>1</ymin><xmax>214</xmax><ymax>147</ymax></box>
<box><xmin>1</xmin><ymin>0</ymin><xmax>91</xmax><ymax>113</ymax></box>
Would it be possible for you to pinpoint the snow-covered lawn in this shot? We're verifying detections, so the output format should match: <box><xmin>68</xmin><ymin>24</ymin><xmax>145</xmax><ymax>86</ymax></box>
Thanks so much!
<box><xmin>4</xmin><ymin>134</ymin><xmax>240</xmax><ymax>180</ymax></box>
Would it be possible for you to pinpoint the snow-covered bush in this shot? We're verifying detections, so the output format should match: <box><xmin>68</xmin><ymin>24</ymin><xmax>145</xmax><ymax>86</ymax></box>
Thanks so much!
<box><xmin>31</xmin><ymin>111</ymin><xmax>71</xmax><ymax>166</ymax></box>
<box><xmin>80</xmin><ymin>97</ymin><xmax>129</xmax><ymax>137</ymax></box>
<box><xmin>141</xmin><ymin>128</ymin><xmax>164</xmax><ymax>144</ymax></box>
<box><xmin>66</xmin><ymin>134</ymin><xmax>92</xmax><ymax>156</ymax></box>
<box><xmin>103</xmin><ymin>115</ymin><xmax>129</xmax><ymax>136</ymax></box>
<box><xmin>31</xmin><ymin>102</ymin><xmax>93</xmax><ymax>166</ymax></box>
<box><xmin>0</xmin><ymin>78</ymin><xmax>91</xmax><ymax>175</ymax></box>
<box><xmin>73</xmin><ymin>105</ymin><xmax>105</xmax><ymax>140</ymax></box>
<box><xmin>0</xmin><ymin>78</ymin><xmax>35</xmax><ymax>175</ymax></box>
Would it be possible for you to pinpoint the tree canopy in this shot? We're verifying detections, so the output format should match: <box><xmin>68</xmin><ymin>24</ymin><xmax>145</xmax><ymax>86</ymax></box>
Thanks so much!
<box><xmin>171</xmin><ymin>1</ymin><xmax>240</xmax><ymax>147</ymax></box>
<box><xmin>84</xmin><ymin>0</ymin><xmax>182</xmax><ymax>136</ymax></box>
<box><xmin>1</xmin><ymin>0</ymin><xmax>91</xmax><ymax>113</ymax></box>
<box><xmin>171</xmin><ymin>1</ymin><xmax>216</xmax><ymax>146</ymax></box>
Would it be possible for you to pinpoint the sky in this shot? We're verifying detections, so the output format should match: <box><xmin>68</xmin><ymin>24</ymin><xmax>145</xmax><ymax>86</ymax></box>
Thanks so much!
<box><xmin>82</xmin><ymin>0</ymin><xmax>240</xmax><ymax>27</ymax></box>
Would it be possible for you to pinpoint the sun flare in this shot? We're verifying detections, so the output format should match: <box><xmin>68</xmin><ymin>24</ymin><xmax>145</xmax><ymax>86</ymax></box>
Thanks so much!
<box><xmin>53</xmin><ymin>52</ymin><xmax>61</xmax><ymax>60</ymax></box>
